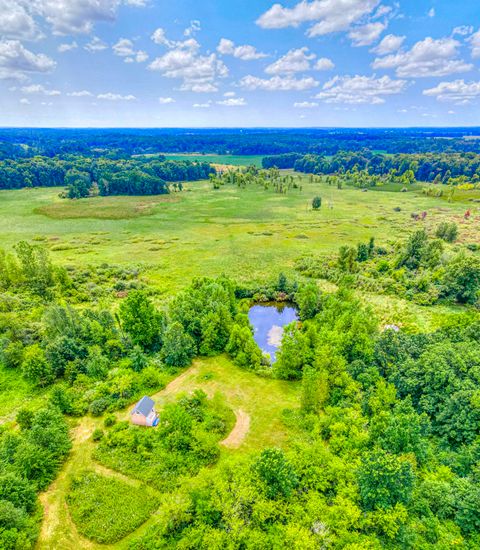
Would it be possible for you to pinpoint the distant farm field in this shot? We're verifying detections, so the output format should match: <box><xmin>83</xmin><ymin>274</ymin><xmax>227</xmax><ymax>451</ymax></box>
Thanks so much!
<box><xmin>0</xmin><ymin>175</ymin><xmax>478</xmax><ymax>300</ymax></box>
<box><xmin>162</xmin><ymin>153</ymin><xmax>265</xmax><ymax>167</ymax></box>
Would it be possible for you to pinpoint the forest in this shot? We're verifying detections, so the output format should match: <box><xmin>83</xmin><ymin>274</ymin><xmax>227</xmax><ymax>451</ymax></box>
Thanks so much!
<box><xmin>2</xmin><ymin>128</ymin><xmax>480</xmax><ymax>160</ymax></box>
<box><xmin>0</xmin><ymin>156</ymin><xmax>214</xmax><ymax>197</ymax></box>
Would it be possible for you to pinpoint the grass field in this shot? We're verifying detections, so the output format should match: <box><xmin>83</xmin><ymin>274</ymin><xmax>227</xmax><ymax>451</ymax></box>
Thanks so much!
<box><xmin>0</xmin><ymin>176</ymin><xmax>478</xmax><ymax>298</ymax></box>
<box><xmin>139</xmin><ymin>153</ymin><xmax>265</xmax><ymax>167</ymax></box>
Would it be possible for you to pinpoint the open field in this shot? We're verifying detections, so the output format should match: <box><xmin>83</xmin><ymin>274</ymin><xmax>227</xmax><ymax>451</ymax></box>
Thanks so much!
<box><xmin>0</xmin><ymin>176</ymin><xmax>478</xmax><ymax>300</ymax></box>
<box><xmin>135</xmin><ymin>153</ymin><xmax>265</xmax><ymax>167</ymax></box>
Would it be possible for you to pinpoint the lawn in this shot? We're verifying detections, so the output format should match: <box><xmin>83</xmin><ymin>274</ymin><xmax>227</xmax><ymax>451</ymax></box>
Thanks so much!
<box><xmin>152</xmin><ymin>355</ymin><xmax>301</xmax><ymax>451</ymax></box>
<box><xmin>0</xmin><ymin>176</ymin><xmax>477</xmax><ymax>299</ymax></box>
<box><xmin>159</xmin><ymin>153</ymin><xmax>264</xmax><ymax>167</ymax></box>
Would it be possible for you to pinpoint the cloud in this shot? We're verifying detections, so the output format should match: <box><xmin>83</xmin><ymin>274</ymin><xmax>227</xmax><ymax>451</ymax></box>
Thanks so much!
<box><xmin>372</xmin><ymin>37</ymin><xmax>473</xmax><ymax>77</ymax></box>
<box><xmin>315</xmin><ymin>57</ymin><xmax>335</xmax><ymax>70</ymax></box>
<box><xmin>294</xmin><ymin>101</ymin><xmax>319</xmax><ymax>107</ymax></box>
<box><xmin>67</xmin><ymin>90</ymin><xmax>93</xmax><ymax>96</ymax></box>
<box><xmin>217</xmin><ymin>97</ymin><xmax>247</xmax><ymax>106</ymax></box>
<box><xmin>19</xmin><ymin>98</ymin><xmax>30</xmax><ymax>104</ymax></box>
<box><xmin>21</xmin><ymin>83</ymin><xmax>60</xmax><ymax>95</ymax></box>
<box><xmin>149</xmin><ymin>42</ymin><xmax>228</xmax><ymax>93</ymax></box>
<box><xmin>349</xmin><ymin>21</ymin><xmax>386</xmax><ymax>46</ymax></box>
<box><xmin>316</xmin><ymin>74</ymin><xmax>407</xmax><ymax>104</ymax></box>
<box><xmin>469</xmin><ymin>29</ymin><xmax>480</xmax><ymax>58</ymax></box>
<box><xmin>84</xmin><ymin>36</ymin><xmax>108</xmax><ymax>52</ymax></box>
<box><xmin>452</xmin><ymin>26</ymin><xmax>473</xmax><ymax>37</ymax></box>
<box><xmin>97</xmin><ymin>92</ymin><xmax>136</xmax><ymax>100</ymax></box>
<box><xmin>224</xmin><ymin>91</ymin><xmax>235</xmax><ymax>97</ymax></box>
<box><xmin>184</xmin><ymin>20</ymin><xmax>201</xmax><ymax>37</ymax></box>
<box><xmin>112</xmin><ymin>38</ymin><xmax>148</xmax><ymax>63</ymax></box>
<box><xmin>257</xmin><ymin>0</ymin><xmax>381</xmax><ymax>37</ymax></box>
<box><xmin>427</xmin><ymin>8</ymin><xmax>435</xmax><ymax>17</ymax></box>
<box><xmin>0</xmin><ymin>39</ymin><xmax>56</xmax><ymax>80</ymax></box>
<box><xmin>32</xmin><ymin>0</ymin><xmax>145</xmax><ymax>35</ymax></box>
<box><xmin>0</xmin><ymin>0</ymin><xmax>41</xmax><ymax>40</ymax></box>
<box><xmin>217</xmin><ymin>38</ymin><xmax>267</xmax><ymax>60</ymax></box>
<box><xmin>193</xmin><ymin>101</ymin><xmax>212</xmax><ymax>108</ymax></box>
<box><xmin>423</xmin><ymin>79</ymin><xmax>480</xmax><ymax>103</ymax></box>
<box><xmin>239</xmin><ymin>74</ymin><xmax>319</xmax><ymax>91</ymax></box>
<box><xmin>265</xmin><ymin>47</ymin><xmax>333</xmax><ymax>74</ymax></box>
<box><xmin>58</xmin><ymin>41</ymin><xmax>78</xmax><ymax>52</ymax></box>
<box><xmin>371</xmin><ymin>33</ymin><xmax>405</xmax><ymax>55</ymax></box>
<box><xmin>158</xmin><ymin>96</ymin><xmax>175</xmax><ymax>104</ymax></box>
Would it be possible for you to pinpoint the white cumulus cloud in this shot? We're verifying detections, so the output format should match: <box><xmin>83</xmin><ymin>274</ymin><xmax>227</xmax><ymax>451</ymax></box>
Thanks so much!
<box><xmin>0</xmin><ymin>39</ymin><xmax>56</xmax><ymax>80</ymax></box>
<box><xmin>371</xmin><ymin>34</ymin><xmax>405</xmax><ymax>55</ymax></box>
<box><xmin>349</xmin><ymin>21</ymin><xmax>386</xmax><ymax>46</ymax></box>
<box><xmin>158</xmin><ymin>96</ymin><xmax>175</xmax><ymax>104</ymax></box>
<box><xmin>217</xmin><ymin>97</ymin><xmax>247</xmax><ymax>106</ymax></box>
<box><xmin>423</xmin><ymin>79</ymin><xmax>480</xmax><ymax>103</ymax></box>
<box><xmin>316</xmin><ymin>74</ymin><xmax>407</xmax><ymax>104</ymax></box>
<box><xmin>266</xmin><ymin>47</ymin><xmax>333</xmax><ymax>74</ymax></box>
<box><xmin>372</xmin><ymin>36</ymin><xmax>473</xmax><ymax>77</ymax></box>
<box><xmin>239</xmin><ymin>74</ymin><xmax>319</xmax><ymax>91</ymax></box>
<box><xmin>21</xmin><ymin>83</ymin><xmax>60</xmax><ymax>95</ymax></box>
<box><xmin>217</xmin><ymin>38</ymin><xmax>267</xmax><ymax>60</ymax></box>
<box><xmin>257</xmin><ymin>0</ymin><xmax>381</xmax><ymax>37</ymax></box>
<box><xmin>294</xmin><ymin>101</ymin><xmax>319</xmax><ymax>107</ymax></box>
<box><xmin>97</xmin><ymin>92</ymin><xmax>136</xmax><ymax>100</ymax></box>
<box><xmin>84</xmin><ymin>36</ymin><xmax>108</xmax><ymax>52</ymax></box>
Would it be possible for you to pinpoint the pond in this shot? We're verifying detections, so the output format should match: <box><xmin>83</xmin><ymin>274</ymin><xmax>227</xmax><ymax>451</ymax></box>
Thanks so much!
<box><xmin>248</xmin><ymin>303</ymin><xmax>298</xmax><ymax>363</ymax></box>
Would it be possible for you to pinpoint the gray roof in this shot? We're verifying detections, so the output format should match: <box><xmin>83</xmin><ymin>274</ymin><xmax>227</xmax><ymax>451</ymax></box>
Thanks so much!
<box><xmin>132</xmin><ymin>396</ymin><xmax>155</xmax><ymax>417</ymax></box>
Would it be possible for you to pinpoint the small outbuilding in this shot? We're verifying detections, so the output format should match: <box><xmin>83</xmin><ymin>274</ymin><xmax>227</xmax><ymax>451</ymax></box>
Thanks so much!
<box><xmin>131</xmin><ymin>396</ymin><xmax>159</xmax><ymax>427</ymax></box>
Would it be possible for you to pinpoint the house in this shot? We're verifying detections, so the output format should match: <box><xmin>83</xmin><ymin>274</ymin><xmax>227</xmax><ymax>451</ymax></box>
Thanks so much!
<box><xmin>131</xmin><ymin>396</ymin><xmax>159</xmax><ymax>427</ymax></box>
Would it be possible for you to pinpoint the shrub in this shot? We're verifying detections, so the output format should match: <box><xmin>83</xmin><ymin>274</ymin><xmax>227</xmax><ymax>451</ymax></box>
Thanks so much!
<box><xmin>92</xmin><ymin>429</ymin><xmax>104</xmax><ymax>442</ymax></box>
<box><xmin>104</xmin><ymin>414</ymin><xmax>116</xmax><ymax>428</ymax></box>
<box><xmin>89</xmin><ymin>398</ymin><xmax>110</xmax><ymax>417</ymax></box>
<box><xmin>312</xmin><ymin>196</ymin><xmax>322</xmax><ymax>210</ymax></box>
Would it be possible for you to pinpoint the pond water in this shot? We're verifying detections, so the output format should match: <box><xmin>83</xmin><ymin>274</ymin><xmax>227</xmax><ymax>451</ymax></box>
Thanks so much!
<box><xmin>248</xmin><ymin>303</ymin><xmax>298</xmax><ymax>363</ymax></box>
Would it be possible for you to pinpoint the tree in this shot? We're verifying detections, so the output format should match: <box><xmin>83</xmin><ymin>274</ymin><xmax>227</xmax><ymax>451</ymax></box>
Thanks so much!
<box><xmin>358</xmin><ymin>449</ymin><xmax>415</xmax><ymax>510</ymax></box>
<box><xmin>295</xmin><ymin>283</ymin><xmax>321</xmax><ymax>320</ymax></box>
<box><xmin>301</xmin><ymin>366</ymin><xmax>329</xmax><ymax>414</ymax></box>
<box><xmin>252</xmin><ymin>448</ymin><xmax>298</xmax><ymax>499</ymax></box>
<box><xmin>312</xmin><ymin>196</ymin><xmax>322</xmax><ymax>210</ymax></box>
<box><xmin>274</xmin><ymin>323</ymin><xmax>311</xmax><ymax>380</ymax></box>
<box><xmin>21</xmin><ymin>345</ymin><xmax>54</xmax><ymax>387</ymax></box>
<box><xmin>162</xmin><ymin>321</ymin><xmax>195</xmax><ymax>368</ymax></box>
<box><xmin>226</xmin><ymin>323</ymin><xmax>262</xmax><ymax>371</ymax></box>
<box><xmin>443</xmin><ymin>252</ymin><xmax>480</xmax><ymax>304</ymax></box>
<box><xmin>119</xmin><ymin>290</ymin><xmax>162</xmax><ymax>351</ymax></box>
<box><xmin>0</xmin><ymin>474</ymin><xmax>36</xmax><ymax>513</ymax></box>
<box><xmin>14</xmin><ymin>241</ymin><xmax>54</xmax><ymax>296</ymax></box>
<box><xmin>65</xmin><ymin>169</ymin><xmax>91</xmax><ymax>199</ymax></box>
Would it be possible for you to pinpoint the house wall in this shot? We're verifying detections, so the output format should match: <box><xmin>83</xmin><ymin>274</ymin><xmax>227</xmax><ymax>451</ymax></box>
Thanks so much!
<box><xmin>131</xmin><ymin>412</ymin><xmax>147</xmax><ymax>426</ymax></box>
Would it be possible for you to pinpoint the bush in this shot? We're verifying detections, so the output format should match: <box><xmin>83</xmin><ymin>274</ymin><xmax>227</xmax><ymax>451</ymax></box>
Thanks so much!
<box><xmin>89</xmin><ymin>398</ymin><xmax>110</xmax><ymax>417</ymax></box>
<box><xmin>436</xmin><ymin>222</ymin><xmax>458</xmax><ymax>243</ymax></box>
<box><xmin>104</xmin><ymin>414</ymin><xmax>116</xmax><ymax>428</ymax></box>
<box><xmin>312</xmin><ymin>196</ymin><xmax>322</xmax><ymax>210</ymax></box>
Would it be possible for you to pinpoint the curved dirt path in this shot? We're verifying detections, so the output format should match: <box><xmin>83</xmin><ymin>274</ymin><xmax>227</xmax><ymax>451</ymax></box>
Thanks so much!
<box><xmin>221</xmin><ymin>409</ymin><xmax>250</xmax><ymax>449</ymax></box>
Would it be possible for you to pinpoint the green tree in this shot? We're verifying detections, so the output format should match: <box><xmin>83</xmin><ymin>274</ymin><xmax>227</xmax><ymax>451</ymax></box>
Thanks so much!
<box><xmin>295</xmin><ymin>282</ymin><xmax>321</xmax><ymax>320</ymax></box>
<box><xmin>119</xmin><ymin>290</ymin><xmax>162</xmax><ymax>351</ymax></box>
<box><xmin>252</xmin><ymin>448</ymin><xmax>298</xmax><ymax>499</ymax></box>
<box><xmin>21</xmin><ymin>344</ymin><xmax>54</xmax><ymax>387</ymax></box>
<box><xmin>162</xmin><ymin>321</ymin><xmax>195</xmax><ymax>368</ymax></box>
<box><xmin>443</xmin><ymin>252</ymin><xmax>480</xmax><ymax>304</ymax></box>
<box><xmin>312</xmin><ymin>196</ymin><xmax>322</xmax><ymax>210</ymax></box>
<box><xmin>358</xmin><ymin>449</ymin><xmax>415</xmax><ymax>510</ymax></box>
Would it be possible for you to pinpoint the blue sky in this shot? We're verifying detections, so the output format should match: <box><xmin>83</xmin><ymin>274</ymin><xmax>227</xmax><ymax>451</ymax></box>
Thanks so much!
<box><xmin>1</xmin><ymin>0</ymin><xmax>480</xmax><ymax>127</ymax></box>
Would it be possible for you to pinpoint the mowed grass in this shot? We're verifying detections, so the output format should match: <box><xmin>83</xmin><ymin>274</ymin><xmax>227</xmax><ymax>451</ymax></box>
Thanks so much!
<box><xmin>0</xmin><ymin>176</ymin><xmax>478</xmax><ymax>298</ymax></box>
<box><xmin>152</xmin><ymin>355</ymin><xmax>301</xmax><ymax>451</ymax></box>
<box><xmin>67</xmin><ymin>471</ymin><xmax>160</xmax><ymax>544</ymax></box>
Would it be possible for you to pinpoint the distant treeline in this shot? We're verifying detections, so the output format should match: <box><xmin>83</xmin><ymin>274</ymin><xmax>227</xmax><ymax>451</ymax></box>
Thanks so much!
<box><xmin>2</xmin><ymin>128</ymin><xmax>480</xmax><ymax>159</ymax></box>
<box><xmin>263</xmin><ymin>152</ymin><xmax>480</xmax><ymax>183</ymax></box>
<box><xmin>0</xmin><ymin>157</ymin><xmax>214</xmax><ymax>197</ymax></box>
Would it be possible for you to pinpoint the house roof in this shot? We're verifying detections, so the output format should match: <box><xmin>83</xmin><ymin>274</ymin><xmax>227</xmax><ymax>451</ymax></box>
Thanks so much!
<box><xmin>132</xmin><ymin>395</ymin><xmax>155</xmax><ymax>417</ymax></box>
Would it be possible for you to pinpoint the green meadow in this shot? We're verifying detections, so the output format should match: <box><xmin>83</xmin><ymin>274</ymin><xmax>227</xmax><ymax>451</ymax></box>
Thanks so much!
<box><xmin>0</xmin><ymin>175</ymin><xmax>477</xmax><ymax>298</ymax></box>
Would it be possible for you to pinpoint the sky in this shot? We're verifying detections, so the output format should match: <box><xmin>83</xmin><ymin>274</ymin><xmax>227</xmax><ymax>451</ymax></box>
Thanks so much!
<box><xmin>1</xmin><ymin>0</ymin><xmax>480</xmax><ymax>127</ymax></box>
